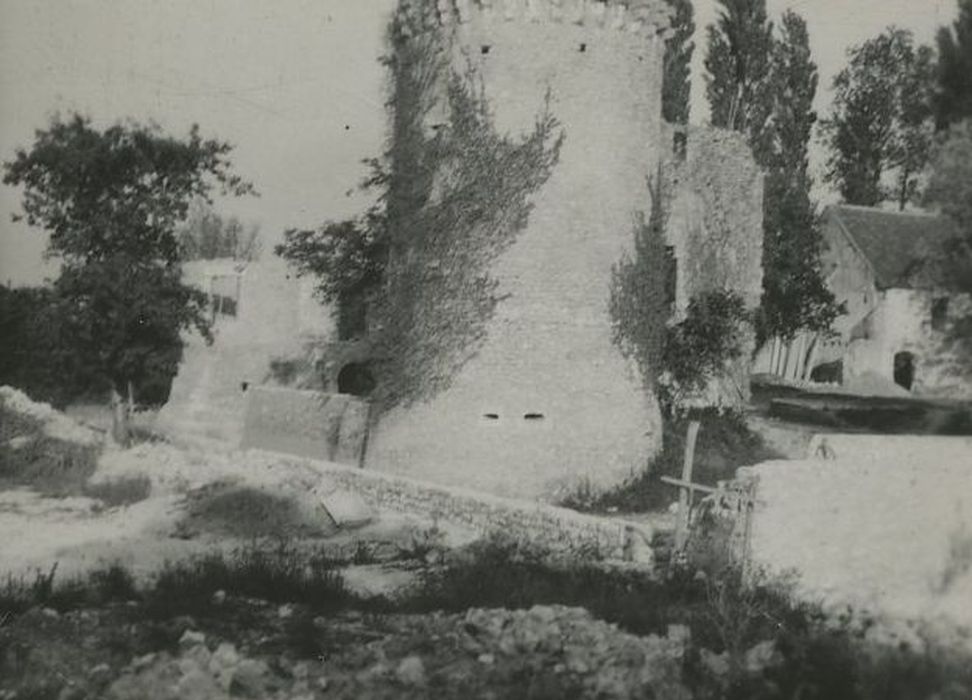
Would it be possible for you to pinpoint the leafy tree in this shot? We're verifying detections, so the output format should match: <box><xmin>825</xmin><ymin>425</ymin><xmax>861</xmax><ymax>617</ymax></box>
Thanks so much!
<box><xmin>3</xmin><ymin>113</ymin><xmax>254</xmax><ymax>442</ymax></box>
<box><xmin>820</xmin><ymin>28</ymin><xmax>936</xmax><ymax>209</ymax></box>
<box><xmin>934</xmin><ymin>0</ymin><xmax>972</xmax><ymax>130</ymax></box>
<box><xmin>275</xmin><ymin>217</ymin><xmax>386</xmax><ymax>340</ymax></box>
<box><xmin>178</xmin><ymin>200</ymin><xmax>262</xmax><ymax>261</ymax></box>
<box><xmin>706</xmin><ymin>4</ymin><xmax>840</xmax><ymax>341</ymax></box>
<box><xmin>0</xmin><ymin>285</ymin><xmax>99</xmax><ymax>407</ymax></box>
<box><xmin>662</xmin><ymin>0</ymin><xmax>695</xmax><ymax>125</ymax></box>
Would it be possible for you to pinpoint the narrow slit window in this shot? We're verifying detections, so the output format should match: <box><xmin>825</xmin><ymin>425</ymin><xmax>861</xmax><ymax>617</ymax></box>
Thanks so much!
<box><xmin>481</xmin><ymin>45</ymin><xmax>491</xmax><ymax>55</ymax></box>
<box><xmin>579</xmin><ymin>43</ymin><xmax>587</xmax><ymax>53</ymax></box>
<box><xmin>524</xmin><ymin>413</ymin><xmax>545</xmax><ymax>421</ymax></box>
<box><xmin>483</xmin><ymin>413</ymin><xmax>499</xmax><ymax>420</ymax></box>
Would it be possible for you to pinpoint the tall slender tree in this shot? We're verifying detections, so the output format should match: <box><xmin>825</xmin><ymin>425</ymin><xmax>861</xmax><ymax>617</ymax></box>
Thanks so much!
<box><xmin>934</xmin><ymin>0</ymin><xmax>972</xmax><ymax>130</ymax></box>
<box><xmin>662</xmin><ymin>0</ymin><xmax>695</xmax><ymax>125</ymax></box>
<box><xmin>758</xmin><ymin>11</ymin><xmax>839</xmax><ymax>342</ymax></box>
<box><xmin>705</xmin><ymin>2</ymin><xmax>839</xmax><ymax>342</ymax></box>
<box><xmin>820</xmin><ymin>28</ymin><xmax>935</xmax><ymax>210</ymax></box>
<box><xmin>705</xmin><ymin>0</ymin><xmax>775</xmax><ymax>162</ymax></box>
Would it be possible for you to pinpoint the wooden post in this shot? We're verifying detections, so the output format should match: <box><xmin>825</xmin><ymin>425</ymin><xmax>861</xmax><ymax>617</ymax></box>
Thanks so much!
<box><xmin>674</xmin><ymin>420</ymin><xmax>701</xmax><ymax>551</ymax></box>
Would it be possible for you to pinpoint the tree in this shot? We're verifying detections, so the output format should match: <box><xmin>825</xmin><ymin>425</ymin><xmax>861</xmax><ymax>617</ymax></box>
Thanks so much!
<box><xmin>662</xmin><ymin>0</ymin><xmax>695</xmax><ymax>125</ymax></box>
<box><xmin>3</xmin><ymin>114</ymin><xmax>254</xmax><ymax>443</ymax></box>
<box><xmin>705</xmin><ymin>0</ymin><xmax>775</xmax><ymax>162</ymax></box>
<box><xmin>758</xmin><ymin>11</ymin><xmax>841</xmax><ymax>342</ymax></box>
<box><xmin>821</xmin><ymin>28</ymin><xmax>936</xmax><ymax>209</ymax></box>
<box><xmin>275</xmin><ymin>217</ymin><xmax>386</xmax><ymax>340</ymax></box>
<box><xmin>706</xmin><ymin>4</ymin><xmax>840</xmax><ymax>341</ymax></box>
<box><xmin>924</xmin><ymin>118</ymin><xmax>972</xmax><ymax>235</ymax></box>
<box><xmin>934</xmin><ymin>0</ymin><xmax>972</xmax><ymax>130</ymax></box>
<box><xmin>178</xmin><ymin>199</ymin><xmax>262</xmax><ymax>261</ymax></box>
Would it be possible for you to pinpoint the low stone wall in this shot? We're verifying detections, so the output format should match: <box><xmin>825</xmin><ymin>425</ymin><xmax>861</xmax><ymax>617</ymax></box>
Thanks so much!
<box><xmin>259</xmin><ymin>451</ymin><xmax>654</xmax><ymax>567</ymax></box>
<box><xmin>242</xmin><ymin>388</ymin><xmax>369</xmax><ymax>466</ymax></box>
<box><xmin>738</xmin><ymin>445</ymin><xmax>972</xmax><ymax>623</ymax></box>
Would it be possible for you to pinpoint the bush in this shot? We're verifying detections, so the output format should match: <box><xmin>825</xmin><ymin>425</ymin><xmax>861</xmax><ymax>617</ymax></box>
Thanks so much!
<box><xmin>143</xmin><ymin>546</ymin><xmax>350</xmax><ymax>620</ymax></box>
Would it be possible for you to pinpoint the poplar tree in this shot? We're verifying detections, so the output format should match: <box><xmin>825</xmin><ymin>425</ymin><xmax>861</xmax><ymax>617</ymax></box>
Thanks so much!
<box><xmin>662</xmin><ymin>0</ymin><xmax>695</xmax><ymax>125</ymax></box>
<box><xmin>705</xmin><ymin>1</ymin><xmax>839</xmax><ymax>342</ymax></box>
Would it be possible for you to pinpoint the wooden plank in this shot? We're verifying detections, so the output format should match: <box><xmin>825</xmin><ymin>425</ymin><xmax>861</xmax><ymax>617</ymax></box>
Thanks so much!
<box><xmin>673</xmin><ymin>420</ymin><xmax>701</xmax><ymax>551</ymax></box>
<box><xmin>660</xmin><ymin>476</ymin><xmax>717</xmax><ymax>494</ymax></box>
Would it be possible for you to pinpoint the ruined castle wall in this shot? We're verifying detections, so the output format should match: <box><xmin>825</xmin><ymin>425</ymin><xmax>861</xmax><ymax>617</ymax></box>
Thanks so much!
<box><xmin>366</xmin><ymin>0</ymin><xmax>672</xmax><ymax>500</ymax></box>
<box><xmin>158</xmin><ymin>258</ymin><xmax>333</xmax><ymax>444</ymax></box>
<box><xmin>663</xmin><ymin>124</ymin><xmax>764</xmax><ymax>405</ymax></box>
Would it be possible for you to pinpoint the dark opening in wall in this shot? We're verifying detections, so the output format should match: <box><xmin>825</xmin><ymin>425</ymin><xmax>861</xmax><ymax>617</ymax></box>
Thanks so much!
<box><xmin>893</xmin><ymin>351</ymin><xmax>916</xmax><ymax>391</ymax></box>
<box><xmin>483</xmin><ymin>413</ymin><xmax>499</xmax><ymax>420</ymax></box>
<box><xmin>338</xmin><ymin>363</ymin><xmax>376</xmax><ymax>397</ymax></box>
<box><xmin>240</xmin><ymin>381</ymin><xmax>249</xmax><ymax>393</ymax></box>
<box><xmin>673</xmin><ymin>131</ymin><xmax>687</xmax><ymax>161</ymax></box>
<box><xmin>579</xmin><ymin>43</ymin><xmax>587</xmax><ymax>52</ymax></box>
<box><xmin>932</xmin><ymin>297</ymin><xmax>949</xmax><ymax>332</ymax></box>
<box><xmin>523</xmin><ymin>413</ymin><xmax>544</xmax><ymax>421</ymax></box>
<box><xmin>481</xmin><ymin>45</ymin><xmax>491</xmax><ymax>55</ymax></box>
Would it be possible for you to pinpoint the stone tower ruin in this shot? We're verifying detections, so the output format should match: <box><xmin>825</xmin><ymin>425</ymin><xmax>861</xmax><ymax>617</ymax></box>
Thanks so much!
<box><xmin>365</xmin><ymin>0</ymin><xmax>681</xmax><ymax>500</ymax></box>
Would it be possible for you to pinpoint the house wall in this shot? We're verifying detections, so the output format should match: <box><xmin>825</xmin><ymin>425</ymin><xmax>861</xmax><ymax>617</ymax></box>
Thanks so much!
<box><xmin>845</xmin><ymin>288</ymin><xmax>972</xmax><ymax>398</ymax></box>
<box><xmin>365</xmin><ymin>0</ymin><xmax>673</xmax><ymax>501</ymax></box>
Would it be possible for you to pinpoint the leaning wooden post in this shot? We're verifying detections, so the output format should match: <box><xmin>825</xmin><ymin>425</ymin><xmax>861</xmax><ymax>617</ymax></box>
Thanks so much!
<box><xmin>674</xmin><ymin>420</ymin><xmax>701</xmax><ymax>551</ymax></box>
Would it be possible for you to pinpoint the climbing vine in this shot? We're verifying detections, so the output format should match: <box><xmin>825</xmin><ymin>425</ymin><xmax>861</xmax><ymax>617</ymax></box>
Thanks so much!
<box><xmin>609</xmin><ymin>171</ymin><xmax>672</xmax><ymax>398</ymax></box>
<box><xmin>372</xmin><ymin>69</ymin><xmax>563</xmax><ymax>410</ymax></box>
<box><xmin>610</xmin><ymin>170</ymin><xmax>751</xmax><ymax>413</ymax></box>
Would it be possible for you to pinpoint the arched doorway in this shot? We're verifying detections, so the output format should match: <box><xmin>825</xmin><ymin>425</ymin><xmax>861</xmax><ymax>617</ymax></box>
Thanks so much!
<box><xmin>337</xmin><ymin>362</ymin><xmax>376</xmax><ymax>397</ymax></box>
<box><xmin>893</xmin><ymin>352</ymin><xmax>915</xmax><ymax>391</ymax></box>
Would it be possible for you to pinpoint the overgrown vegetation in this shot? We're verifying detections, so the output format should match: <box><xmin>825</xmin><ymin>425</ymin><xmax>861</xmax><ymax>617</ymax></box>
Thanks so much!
<box><xmin>0</xmin><ymin>401</ymin><xmax>99</xmax><ymax>496</ymax></box>
<box><xmin>277</xmin><ymin>7</ymin><xmax>563</xmax><ymax>411</ymax></box>
<box><xmin>3</xmin><ymin>539</ymin><xmax>969</xmax><ymax>699</ymax></box>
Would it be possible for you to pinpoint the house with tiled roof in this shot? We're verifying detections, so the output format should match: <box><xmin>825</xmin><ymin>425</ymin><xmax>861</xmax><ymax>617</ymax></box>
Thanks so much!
<box><xmin>813</xmin><ymin>205</ymin><xmax>971</xmax><ymax>397</ymax></box>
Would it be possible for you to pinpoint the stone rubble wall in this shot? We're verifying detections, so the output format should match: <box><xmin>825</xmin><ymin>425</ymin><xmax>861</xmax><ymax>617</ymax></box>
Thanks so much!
<box><xmin>260</xmin><ymin>450</ymin><xmax>654</xmax><ymax>567</ymax></box>
<box><xmin>241</xmin><ymin>388</ymin><xmax>369</xmax><ymax>466</ymax></box>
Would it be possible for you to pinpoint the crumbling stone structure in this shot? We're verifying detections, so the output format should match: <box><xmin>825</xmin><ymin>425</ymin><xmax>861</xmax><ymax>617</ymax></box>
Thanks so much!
<box><xmin>364</xmin><ymin>0</ymin><xmax>764</xmax><ymax>500</ymax></box>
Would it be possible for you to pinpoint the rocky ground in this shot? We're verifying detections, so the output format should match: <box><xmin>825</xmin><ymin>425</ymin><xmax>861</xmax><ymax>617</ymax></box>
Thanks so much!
<box><xmin>1</xmin><ymin>599</ymin><xmax>693</xmax><ymax>700</ymax></box>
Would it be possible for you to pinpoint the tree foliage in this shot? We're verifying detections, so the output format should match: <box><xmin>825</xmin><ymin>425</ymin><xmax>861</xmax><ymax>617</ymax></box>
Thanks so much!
<box><xmin>3</xmin><ymin>114</ymin><xmax>252</xmax><ymax>434</ymax></box>
<box><xmin>706</xmin><ymin>2</ymin><xmax>840</xmax><ymax>341</ymax></box>
<box><xmin>178</xmin><ymin>200</ymin><xmax>261</xmax><ymax>261</ymax></box>
<box><xmin>705</xmin><ymin>0</ymin><xmax>775</xmax><ymax>161</ymax></box>
<box><xmin>662</xmin><ymin>0</ymin><xmax>695</xmax><ymax>125</ymax></box>
<box><xmin>820</xmin><ymin>28</ymin><xmax>936</xmax><ymax>209</ymax></box>
<box><xmin>663</xmin><ymin>290</ymin><xmax>750</xmax><ymax>403</ymax></box>
<box><xmin>924</xmin><ymin>118</ymin><xmax>972</xmax><ymax>236</ymax></box>
<box><xmin>934</xmin><ymin>0</ymin><xmax>972</xmax><ymax>131</ymax></box>
<box><xmin>275</xmin><ymin>216</ymin><xmax>386</xmax><ymax>340</ymax></box>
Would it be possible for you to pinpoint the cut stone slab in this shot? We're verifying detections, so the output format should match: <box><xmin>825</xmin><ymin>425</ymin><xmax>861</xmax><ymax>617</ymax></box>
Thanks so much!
<box><xmin>315</xmin><ymin>487</ymin><xmax>375</xmax><ymax>529</ymax></box>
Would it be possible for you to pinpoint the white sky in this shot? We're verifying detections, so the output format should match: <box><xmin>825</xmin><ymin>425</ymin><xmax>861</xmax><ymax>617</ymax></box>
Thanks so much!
<box><xmin>0</xmin><ymin>0</ymin><xmax>957</xmax><ymax>286</ymax></box>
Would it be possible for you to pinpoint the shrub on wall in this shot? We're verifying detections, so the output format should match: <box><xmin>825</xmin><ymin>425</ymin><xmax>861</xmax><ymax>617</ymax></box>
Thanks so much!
<box><xmin>661</xmin><ymin>289</ymin><xmax>750</xmax><ymax>406</ymax></box>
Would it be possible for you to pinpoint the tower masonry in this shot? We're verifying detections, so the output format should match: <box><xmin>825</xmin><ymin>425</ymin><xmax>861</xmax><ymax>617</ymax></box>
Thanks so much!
<box><xmin>365</xmin><ymin>0</ymin><xmax>680</xmax><ymax>500</ymax></box>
